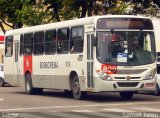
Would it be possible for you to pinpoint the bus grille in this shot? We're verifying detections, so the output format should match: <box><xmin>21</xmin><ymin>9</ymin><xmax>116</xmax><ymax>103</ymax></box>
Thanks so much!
<box><xmin>117</xmin><ymin>82</ymin><xmax>139</xmax><ymax>87</ymax></box>
<box><xmin>114</xmin><ymin>77</ymin><xmax>141</xmax><ymax>80</ymax></box>
<box><xmin>117</xmin><ymin>69</ymin><xmax>146</xmax><ymax>74</ymax></box>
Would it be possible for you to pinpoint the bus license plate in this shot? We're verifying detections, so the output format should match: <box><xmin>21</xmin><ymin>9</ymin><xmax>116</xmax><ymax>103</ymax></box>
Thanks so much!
<box><xmin>145</xmin><ymin>83</ymin><xmax>154</xmax><ymax>88</ymax></box>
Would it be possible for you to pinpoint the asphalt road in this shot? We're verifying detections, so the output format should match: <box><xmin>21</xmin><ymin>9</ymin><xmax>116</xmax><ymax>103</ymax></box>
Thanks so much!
<box><xmin>1</xmin><ymin>86</ymin><xmax>160</xmax><ymax>118</ymax></box>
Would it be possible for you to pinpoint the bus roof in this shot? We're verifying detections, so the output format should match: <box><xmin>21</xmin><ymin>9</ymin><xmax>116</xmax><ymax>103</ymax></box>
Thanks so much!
<box><xmin>5</xmin><ymin>15</ymin><xmax>151</xmax><ymax>36</ymax></box>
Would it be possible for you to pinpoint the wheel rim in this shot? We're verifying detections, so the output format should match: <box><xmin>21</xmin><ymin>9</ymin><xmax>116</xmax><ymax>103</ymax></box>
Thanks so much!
<box><xmin>73</xmin><ymin>80</ymin><xmax>80</xmax><ymax>95</ymax></box>
<box><xmin>26</xmin><ymin>80</ymin><xmax>30</xmax><ymax>92</ymax></box>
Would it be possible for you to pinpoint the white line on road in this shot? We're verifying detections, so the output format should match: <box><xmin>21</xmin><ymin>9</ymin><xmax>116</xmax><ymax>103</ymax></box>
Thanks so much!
<box><xmin>0</xmin><ymin>98</ymin><xmax>4</xmax><ymax>101</ymax></box>
<box><xmin>48</xmin><ymin>112</ymin><xmax>90</xmax><ymax>118</ymax></box>
<box><xmin>19</xmin><ymin>113</ymin><xmax>45</xmax><ymax>118</ymax></box>
<box><xmin>0</xmin><ymin>101</ymin><xmax>160</xmax><ymax>112</ymax></box>
<box><xmin>72</xmin><ymin>110</ymin><xmax>94</xmax><ymax>112</ymax></box>
<box><xmin>103</xmin><ymin>108</ymin><xmax>134</xmax><ymax>112</ymax></box>
<box><xmin>72</xmin><ymin>110</ymin><xmax>120</xmax><ymax>118</ymax></box>
<box><xmin>133</xmin><ymin>107</ymin><xmax>160</xmax><ymax>112</ymax></box>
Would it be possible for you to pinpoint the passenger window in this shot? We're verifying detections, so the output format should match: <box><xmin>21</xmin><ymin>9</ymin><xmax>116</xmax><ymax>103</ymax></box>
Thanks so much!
<box><xmin>70</xmin><ymin>26</ymin><xmax>84</xmax><ymax>53</ymax></box>
<box><xmin>5</xmin><ymin>36</ymin><xmax>13</xmax><ymax>57</ymax></box>
<box><xmin>57</xmin><ymin>28</ymin><xmax>69</xmax><ymax>54</ymax></box>
<box><xmin>34</xmin><ymin>31</ymin><xmax>44</xmax><ymax>55</ymax></box>
<box><xmin>24</xmin><ymin>33</ymin><xmax>33</xmax><ymax>55</ymax></box>
<box><xmin>157</xmin><ymin>64</ymin><xmax>160</xmax><ymax>74</ymax></box>
<box><xmin>20</xmin><ymin>35</ymin><xmax>24</xmax><ymax>55</ymax></box>
<box><xmin>45</xmin><ymin>30</ymin><xmax>56</xmax><ymax>54</ymax></box>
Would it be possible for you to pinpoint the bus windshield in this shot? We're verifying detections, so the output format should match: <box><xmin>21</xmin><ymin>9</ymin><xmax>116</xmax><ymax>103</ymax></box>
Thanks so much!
<box><xmin>97</xmin><ymin>31</ymin><xmax>156</xmax><ymax>66</ymax></box>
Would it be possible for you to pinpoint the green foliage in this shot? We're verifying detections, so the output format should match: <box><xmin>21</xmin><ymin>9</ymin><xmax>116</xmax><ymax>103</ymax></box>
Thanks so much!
<box><xmin>146</xmin><ymin>6</ymin><xmax>158</xmax><ymax>16</ymax></box>
<box><xmin>0</xmin><ymin>0</ymin><xmax>160</xmax><ymax>34</ymax></box>
<box><xmin>16</xmin><ymin>1</ymin><xmax>49</xmax><ymax>26</ymax></box>
<box><xmin>106</xmin><ymin>1</ymin><xmax>129</xmax><ymax>14</ymax></box>
<box><xmin>60</xmin><ymin>0</ymin><xmax>81</xmax><ymax>20</ymax></box>
<box><xmin>0</xmin><ymin>0</ymin><xmax>23</xmax><ymax>25</ymax></box>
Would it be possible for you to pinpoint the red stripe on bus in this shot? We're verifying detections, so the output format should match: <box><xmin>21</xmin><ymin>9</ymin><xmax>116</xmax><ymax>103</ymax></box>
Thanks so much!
<box><xmin>24</xmin><ymin>56</ymin><xmax>32</xmax><ymax>74</ymax></box>
<box><xmin>0</xmin><ymin>36</ymin><xmax>4</xmax><ymax>41</ymax></box>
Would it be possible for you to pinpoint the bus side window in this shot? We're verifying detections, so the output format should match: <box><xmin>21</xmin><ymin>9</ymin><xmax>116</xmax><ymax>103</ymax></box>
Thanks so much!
<box><xmin>5</xmin><ymin>36</ymin><xmax>13</xmax><ymax>57</ymax></box>
<box><xmin>57</xmin><ymin>28</ymin><xmax>69</xmax><ymax>54</ymax></box>
<box><xmin>20</xmin><ymin>34</ymin><xmax>24</xmax><ymax>56</ymax></box>
<box><xmin>45</xmin><ymin>30</ymin><xmax>56</xmax><ymax>54</ymax></box>
<box><xmin>34</xmin><ymin>31</ymin><xmax>44</xmax><ymax>55</ymax></box>
<box><xmin>70</xmin><ymin>26</ymin><xmax>84</xmax><ymax>53</ymax></box>
<box><xmin>24</xmin><ymin>33</ymin><xmax>33</xmax><ymax>55</ymax></box>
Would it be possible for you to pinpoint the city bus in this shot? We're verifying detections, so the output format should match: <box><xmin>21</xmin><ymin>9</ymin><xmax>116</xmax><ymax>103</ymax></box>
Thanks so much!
<box><xmin>152</xmin><ymin>18</ymin><xmax>160</xmax><ymax>95</ymax></box>
<box><xmin>4</xmin><ymin>15</ymin><xmax>157</xmax><ymax>100</ymax></box>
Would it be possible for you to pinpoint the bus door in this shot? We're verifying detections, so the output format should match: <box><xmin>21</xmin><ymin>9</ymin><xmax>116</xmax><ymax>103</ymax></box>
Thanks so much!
<box><xmin>13</xmin><ymin>41</ymin><xmax>19</xmax><ymax>85</ymax></box>
<box><xmin>87</xmin><ymin>32</ymin><xmax>95</xmax><ymax>88</ymax></box>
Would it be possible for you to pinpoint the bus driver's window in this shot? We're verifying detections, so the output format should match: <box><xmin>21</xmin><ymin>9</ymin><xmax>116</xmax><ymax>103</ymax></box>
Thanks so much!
<box><xmin>109</xmin><ymin>34</ymin><xmax>122</xmax><ymax>61</ymax></box>
<box><xmin>97</xmin><ymin>33</ymin><xmax>111</xmax><ymax>62</ymax></box>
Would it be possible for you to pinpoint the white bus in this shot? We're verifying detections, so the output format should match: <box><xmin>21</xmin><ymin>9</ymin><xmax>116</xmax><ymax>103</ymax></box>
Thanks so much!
<box><xmin>152</xmin><ymin>18</ymin><xmax>160</xmax><ymax>95</ymax></box>
<box><xmin>4</xmin><ymin>15</ymin><xmax>157</xmax><ymax>100</ymax></box>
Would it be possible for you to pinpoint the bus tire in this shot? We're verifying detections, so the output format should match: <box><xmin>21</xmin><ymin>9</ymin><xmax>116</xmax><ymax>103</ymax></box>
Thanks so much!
<box><xmin>120</xmin><ymin>91</ymin><xmax>134</xmax><ymax>100</ymax></box>
<box><xmin>71</xmin><ymin>75</ymin><xmax>86</xmax><ymax>100</ymax></box>
<box><xmin>154</xmin><ymin>83</ymin><xmax>160</xmax><ymax>96</ymax></box>
<box><xmin>0</xmin><ymin>77</ymin><xmax>5</xmax><ymax>87</ymax></box>
<box><xmin>25</xmin><ymin>73</ymin><xmax>36</xmax><ymax>95</ymax></box>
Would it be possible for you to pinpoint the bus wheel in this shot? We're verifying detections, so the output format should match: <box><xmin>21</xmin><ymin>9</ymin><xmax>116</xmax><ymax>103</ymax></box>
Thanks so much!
<box><xmin>25</xmin><ymin>73</ymin><xmax>36</xmax><ymax>95</ymax></box>
<box><xmin>120</xmin><ymin>91</ymin><xmax>134</xmax><ymax>100</ymax></box>
<box><xmin>154</xmin><ymin>83</ymin><xmax>160</xmax><ymax>96</ymax></box>
<box><xmin>71</xmin><ymin>75</ymin><xmax>86</xmax><ymax>100</ymax></box>
<box><xmin>0</xmin><ymin>77</ymin><xmax>5</xmax><ymax>87</ymax></box>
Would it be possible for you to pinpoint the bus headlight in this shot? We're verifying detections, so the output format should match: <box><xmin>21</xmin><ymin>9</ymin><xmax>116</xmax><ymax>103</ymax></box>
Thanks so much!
<box><xmin>97</xmin><ymin>71</ymin><xmax>113</xmax><ymax>81</ymax></box>
<box><xmin>144</xmin><ymin>69</ymin><xmax>156</xmax><ymax>80</ymax></box>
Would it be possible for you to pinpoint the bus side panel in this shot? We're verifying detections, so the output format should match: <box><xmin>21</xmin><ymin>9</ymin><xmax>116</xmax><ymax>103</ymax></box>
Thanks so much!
<box><xmin>32</xmin><ymin>55</ymin><xmax>53</xmax><ymax>89</ymax></box>
<box><xmin>55</xmin><ymin>54</ymin><xmax>86</xmax><ymax>91</ymax></box>
<box><xmin>18</xmin><ymin>54</ymin><xmax>25</xmax><ymax>86</ymax></box>
<box><xmin>55</xmin><ymin>54</ymin><xmax>72</xmax><ymax>90</ymax></box>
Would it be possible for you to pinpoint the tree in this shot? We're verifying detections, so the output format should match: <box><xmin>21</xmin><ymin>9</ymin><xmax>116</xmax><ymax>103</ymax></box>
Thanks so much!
<box><xmin>16</xmin><ymin>0</ymin><xmax>50</xmax><ymax>26</ymax></box>
<box><xmin>43</xmin><ymin>0</ymin><xmax>63</xmax><ymax>22</ymax></box>
<box><xmin>153</xmin><ymin>0</ymin><xmax>160</xmax><ymax>7</ymax></box>
<box><xmin>1</xmin><ymin>0</ymin><xmax>160</xmax><ymax>34</ymax></box>
<box><xmin>0</xmin><ymin>0</ymin><xmax>24</xmax><ymax>33</ymax></box>
<box><xmin>124</xmin><ymin>0</ymin><xmax>159</xmax><ymax>15</ymax></box>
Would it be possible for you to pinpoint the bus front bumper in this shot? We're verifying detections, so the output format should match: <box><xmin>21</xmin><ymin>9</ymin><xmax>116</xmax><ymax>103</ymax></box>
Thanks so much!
<box><xmin>92</xmin><ymin>77</ymin><xmax>156</xmax><ymax>92</ymax></box>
